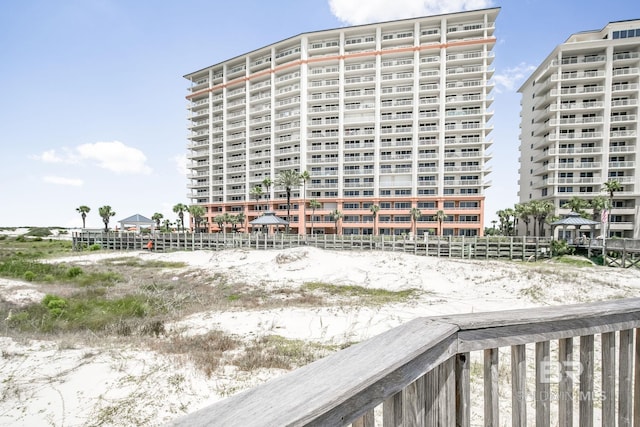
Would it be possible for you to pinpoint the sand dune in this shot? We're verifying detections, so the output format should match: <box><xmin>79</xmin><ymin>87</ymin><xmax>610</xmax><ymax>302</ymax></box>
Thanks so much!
<box><xmin>1</xmin><ymin>247</ymin><xmax>640</xmax><ymax>426</ymax></box>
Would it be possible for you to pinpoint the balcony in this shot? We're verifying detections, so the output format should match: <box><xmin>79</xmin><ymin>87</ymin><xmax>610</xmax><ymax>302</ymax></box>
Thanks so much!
<box><xmin>609</xmin><ymin>161</ymin><xmax>635</xmax><ymax>169</ymax></box>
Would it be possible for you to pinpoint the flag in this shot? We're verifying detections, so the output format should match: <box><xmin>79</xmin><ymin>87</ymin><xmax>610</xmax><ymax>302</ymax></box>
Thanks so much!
<box><xmin>601</xmin><ymin>209</ymin><xmax>608</xmax><ymax>223</ymax></box>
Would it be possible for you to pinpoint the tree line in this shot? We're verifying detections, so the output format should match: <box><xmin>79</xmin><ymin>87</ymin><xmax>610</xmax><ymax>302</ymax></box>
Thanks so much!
<box><xmin>489</xmin><ymin>180</ymin><xmax>623</xmax><ymax>237</ymax></box>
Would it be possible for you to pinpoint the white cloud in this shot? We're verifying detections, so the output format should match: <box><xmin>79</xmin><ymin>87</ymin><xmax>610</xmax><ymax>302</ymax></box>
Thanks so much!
<box><xmin>493</xmin><ymin>63</ymin><xmax>537</xmax><ymax>93</ymax></box>
<box><xmin>173</xmin><ymin>154</ymin><xmax>188</xmax><ymax>176</ymax></box>
<box><xmin>328</xmin><ymin>0</ymin><xmax>494</xmax><ymax>25</ymax></box>
<box><xmin>43</xmin><ymin>176</ymin><xmax>84</xmax><ymax>187</ymax></box>
<box><xmin>76</xmin><ymin>141</ymin><xmax>152</xmax><ymax>175</ymax></box>
<box><xmin>36</xmin><ymin>149</ymin><xmax>65</xmax><ymax>163</ymax></box>
<box><xmin>33</xmin><ymin>141</ymin><xmax>152</xmax><ymax>175</ymax></box>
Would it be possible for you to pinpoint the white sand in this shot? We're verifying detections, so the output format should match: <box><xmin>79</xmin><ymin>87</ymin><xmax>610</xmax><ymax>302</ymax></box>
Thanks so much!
<box><xmin>1</xmin><ymin>246</ymin><xmax>640</xmax><ymax>426</ymax></box>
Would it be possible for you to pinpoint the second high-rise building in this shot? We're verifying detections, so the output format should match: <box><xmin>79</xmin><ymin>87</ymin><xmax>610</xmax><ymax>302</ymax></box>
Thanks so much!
<box><xmin>185</xmin><ymin>8</ymin><xmax>498</xmax><ymax>235</ymax></box>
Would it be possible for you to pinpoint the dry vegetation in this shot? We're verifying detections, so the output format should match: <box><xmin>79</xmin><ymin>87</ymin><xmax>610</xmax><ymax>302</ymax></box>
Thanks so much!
<box><xmin>1</xmin><ymin>231</ymin><xmax>640</xmax><ymax>426</ymax></box>
<box><xmin>0</xmin><ymin>237</ymin><xmax>416</xmax><ymax>381</ymax></box>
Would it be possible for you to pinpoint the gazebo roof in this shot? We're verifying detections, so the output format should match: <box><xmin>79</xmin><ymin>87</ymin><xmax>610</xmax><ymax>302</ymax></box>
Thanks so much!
<box><xmin>119</xmin><ymin>214</ymin><xmax>154</xmax><ymax>224</ymax></box>
<box><xmin>550</xmin><ymin>212</ymin><xmax>600</xmax><ymax>226</ymax></box>
<box><xmin>249</xmin><ymin>211</ymin><xmax>289</xmax><ymax>226</ymax></box>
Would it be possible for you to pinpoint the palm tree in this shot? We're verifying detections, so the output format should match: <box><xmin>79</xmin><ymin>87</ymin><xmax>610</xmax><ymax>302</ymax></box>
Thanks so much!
<box><xmin>230</xmin><ymin>215</ymin><xmax>239</xmax><ymax>232</ymax></box>
<box><xmin>98</xmin><ymin>205</ymin><xmax>116</xmax><ymax>232</ymax></box>
<box><xmin>173</xmin><ymin>203</ymin><xmax>188</xmax><ymax>232</ymax></box>
<box><xmin>188</xmin><ymin>205</ymin><xmax>205</xmax><ymax>232</ymax></box>
<box><xmin>514</xmin><ymin>203</ymin><xmax>531</xmax><ymax>236</ymax></box>
<box><xmin>602</xmin><ymin>179</ymin><xmax>622</xmax><ymax>238</ymax></box>
<box><xmin>262</xmin><ymin>177</ymin><xmax>273</xmax><ymax>211</ymax></box>
<box><xmin>76</xmin><ymin>205</ymin><xmax>90</xmax><ymax>229</ymax></box>
<box><xmin>223</xmin><ymin>212</ymin><xmax>233</xmax><ymax>233</ymax></box>
<box><xmin>300</xmin><ymin>170</ymin><xmax>311</xmax><ymax>234</ymax></box>
<box><xmin>435</xmin><ymin>210</ymin><xmax>446</xmax><ymax>236</ymax></box>
<box><xmin>250</xmin><ymin>185</ymin><xmax>263</xmax><ymax>211</ymax></box>
<box><xmin>214</xmin><ymin>214</ymin><xmax>225</xmax><ymax>232</ymax></box>
<box><xmin>536</xmin><ymin>200</ymin><xmax>555</xmax><ymax>237</ymax></box>
<box><xmin>502</xmin><ymin>207</ymin><xmax>515</xmax><ymax>236</ymax></box>
<box><xmin>161</xmin><ymin>219</ymin><xmax>172</xmax><ymax>232</ymax></box>
<box><xmin>562</xmin><ymin>196</ymin><xmax>589</xmax><ymax>217</ymax></box>
<box><xmin>409</xmin><ymin>207</ymin><xmax>421</xmax><ymax>238</ymax></box>
<box><xmin>369</xmin><ymin>204</ymin><xmax>380</xmax><ymax>236</ymax></box>
<box><xmin>309</xmin><ymin>199</ymin><xmax>321</xmax><ymax>235</ymax></box>
<box><xmin>589</xmin><ymin>195</ymin><xmax>608</xmax><ymax>223</ymax></box>
<box><xmin>330</xmin><ymin>209</ymin><xmax>343</xmax><ymax>235</ymax></box>
<box><xmin>236</xmin><ymin>212</ymin><xmax>246</xmax><ymax>232</ymax></box>
<box><xmin>275</xmin><ymin>170</ymin><xmax>301</xmax><ymax>231</ymax></box>
<box><xmin>151</xmin><ymin>212</ymin><xmax>163</xmax><ymax>229</ymax></box>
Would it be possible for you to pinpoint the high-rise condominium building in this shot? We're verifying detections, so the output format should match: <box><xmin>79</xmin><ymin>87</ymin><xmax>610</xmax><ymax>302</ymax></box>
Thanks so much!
<box><xmin>519</xmin><ymin>19</ymin><xmax>640</xmax><ymax>239</ymax></box>
<box><xmin>185</xmin><ymin>8</ymin><xmax>498</xmax><ymax>235</ymax></box>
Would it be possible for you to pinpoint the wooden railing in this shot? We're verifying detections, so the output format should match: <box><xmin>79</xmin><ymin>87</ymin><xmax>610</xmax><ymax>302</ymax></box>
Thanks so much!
<box><xmin>72</xmin><ymin>232</ymin><xmax>552</xmax><ymax>261</ymax></box>
<box><xmin>168</xmin><ymin>298</ymin><xmax>640</xmax><ymax>426</ymax></box>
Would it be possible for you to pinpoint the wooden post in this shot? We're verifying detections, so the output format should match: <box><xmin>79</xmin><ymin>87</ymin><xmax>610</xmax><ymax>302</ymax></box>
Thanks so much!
<box><xmin>601</xmin><ymin>331</ymin><xmax>616</xmax><ymax>426</ymax></box>
<box><xmin>424</xmin><ymin>365</ymin><xmax>438</xmax><ymax>426</ymax></box>
<box><xmin>512</xmin><ymin>344</ymin><xmax>527</xmax><ymax>426</ymax></box>
<box><xmin>352</xmin><ymin>409</ymin><xmax>374</xmax><ymax>427</ymax></box>
<box><xmin>634</xmin><ymin>328</ymin><xmax>640</xmax><ymax>427</ymax></box>
<box><xmin>456</xmin><ymin>352</ymin><xmax>470</xmax><ymax>427</ymax></box>
<box><xmin>440</xmin><ymin>357</ymin><xmax>455</xmax><ymax>424</ymax></box>
<box><xmin>535</xmin><ymin>341</ymin><xmax>550</xmax><ymax>427</ymax></box>
<box><xmin>619</xmin><ymin>329</ymin><xmax>633</xmax><ymax>427</ymax></box>
<box><xmin>383</xmin><ymin>391</ymin><xmax>402</xmax><ymax>426</ymax></box>
<box><xmin>484</xmin><ymin>348</ymin><xmax>499</xmax><ymax>427</ymax></box>
<box><xmin>579</xmin><ymin>335</ymin><xmax>594</xmax><ymax>427</ymax></box>
<box><xmin>404</xmin><ymin>373</ymin><xmax>426</xmax><ymax>426</ymax></box>
<box><xmin>558</xmin><ymin>337</ymin><xmax>573</xmax><ymax>427</ymax></box>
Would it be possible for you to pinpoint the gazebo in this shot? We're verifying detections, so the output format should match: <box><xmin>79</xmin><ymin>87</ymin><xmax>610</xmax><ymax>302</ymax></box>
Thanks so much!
<box><xmin>118</xmin><ymin>214</ymin><xmax>155</xmax><ymax>233</ymax></box>
<box><xmin>249</xmin><ymin>211</ymin><xmax>289</xmax><ymax>234</ymax></box>
<box><xmin>550</xmin><ymin>212</ymin><xmax>601</xmax><ymax>254</ymax></box>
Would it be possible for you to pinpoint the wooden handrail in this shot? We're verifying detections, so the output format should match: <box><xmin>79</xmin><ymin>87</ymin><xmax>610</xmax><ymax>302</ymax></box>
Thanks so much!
<box><xmin>168</xmin><ymin>298</ymin><xmax>640</xmax><ymax>426</ymax></box>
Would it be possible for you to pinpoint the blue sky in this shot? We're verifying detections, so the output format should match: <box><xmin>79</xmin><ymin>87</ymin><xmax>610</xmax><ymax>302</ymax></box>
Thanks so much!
<box><xmin>1</xmin><ymin>0</ymin><xmax>639</xmax><ymax>228</ymax></box>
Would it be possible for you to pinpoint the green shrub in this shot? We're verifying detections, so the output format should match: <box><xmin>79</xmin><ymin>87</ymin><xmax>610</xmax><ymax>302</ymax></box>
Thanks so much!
<box><xmin>67</xmin><ymin>266</ymin><xmax>83</xmax><ymax>278</ymax></box>
<box><xmin>23</xmin><ymin>271</ymin><xmax>35</xmax><ymax>281</ymax></box>
<box><xmin>43</xmin><ymin>294</ymin><xmax>68</xmax><ymax>317</ymax></box>
<box><xmin>551</xmin><ymin>240</ymin><xmax>575</xmax><ymax>257</ymax></box>
<box><xmin>89</xmin><ymin>244</ymin><xmax>101</xmax><ymax>251</ymax></box>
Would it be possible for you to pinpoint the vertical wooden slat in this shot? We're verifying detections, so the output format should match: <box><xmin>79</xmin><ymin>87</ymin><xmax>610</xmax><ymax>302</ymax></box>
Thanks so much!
<box><xmin>558</xmin><ymin>337</ymin><xmax>573</xmax><ymax>427</ymax></box>
<box><xmin>440</xmin><ymin>357</ymin><xmax>455</xmax><ymax>425</ymax></box>
<box><xmin>352</xmin><ymin>409</ymin><xmax>375</xmax><ymax>427</ymax></box>
<box><xmin>620</xmin><ymin>329</ymin><xmax>634</xmax><ymax>427</ymax></box>
<box><xmin>512</xmin><ymin>344</ymin><xmax>527</xmax><ymax>426</ymax></box>
<box><xmin>423</xmin><ymin>367</ymin><xmax>438</xmax><ymax>426</ymax></box>
<box><xmin>601</xmin><ymin>331</ymin><xmax>616</xmax><ymax>426</ymax></box>
<box><xmin>484</xmin><ymin>348</ymin><xmax>499</xmax><ymax>427</ymax></box>
<box><xmin>383</xmin><ymin>391</ymin><xmax>402</xmax><ymax>427</ymax></box>
<box><xmin>635</xmin><ymin>329</ymin><xmax>640</xmax><ymax>427</ymax></box>
<box><xmin>535</xmin><ymin>340</ymin><xmax>550</xmax><ymax>427</ymax></box>
<box><xmin>579</xmin><ymin>335</ymin><xmax>594</xmax><ymax>427</ymax></box>
<box><xmin>404</xmin><ymin>373</ymin><xmax>426</xmax><ymax>427</ymax></box>
<box><xmin>456</xmin><ymin>352</ymin><xmax>471</xmax><ymax>427</ymax></box>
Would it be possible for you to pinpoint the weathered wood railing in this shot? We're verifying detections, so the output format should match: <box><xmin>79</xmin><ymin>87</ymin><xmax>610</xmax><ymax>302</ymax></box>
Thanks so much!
<box><xmin>169</xmin><ymin>298</ymin><xmax>640</xmax><ymax>426</ymax></box>
<box><xmin>72</xmin><ymin>232</ymin><xmax>552</xmax><ymax>261</ymax></box>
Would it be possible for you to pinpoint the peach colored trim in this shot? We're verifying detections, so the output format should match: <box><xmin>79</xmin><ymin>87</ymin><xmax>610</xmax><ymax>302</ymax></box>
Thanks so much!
<box><xmin>186</xmin><ymin>37</ymin><xmax>496</xmax><ymax>99</ymax></box>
